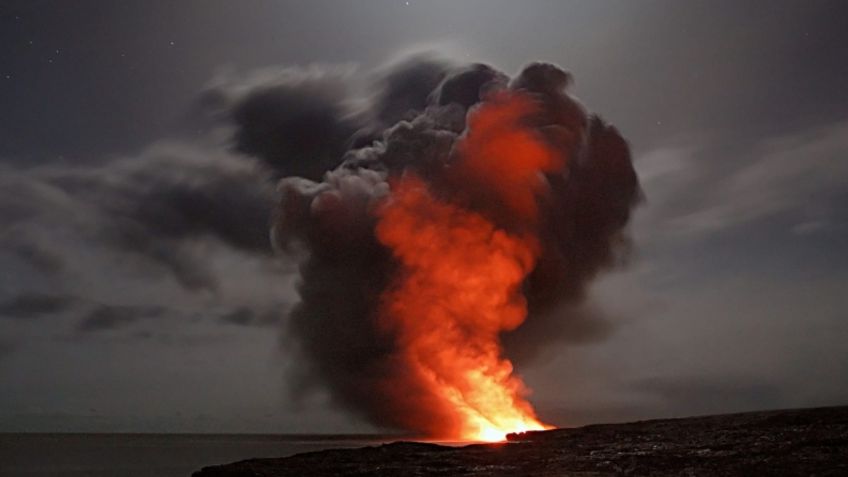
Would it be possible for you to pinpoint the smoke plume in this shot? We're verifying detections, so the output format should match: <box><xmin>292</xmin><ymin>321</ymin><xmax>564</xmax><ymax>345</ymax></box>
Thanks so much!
<box><xmin>265</xmin><ymin>57</ymin><xmax>640</xmax><ymax>439</ymax></box>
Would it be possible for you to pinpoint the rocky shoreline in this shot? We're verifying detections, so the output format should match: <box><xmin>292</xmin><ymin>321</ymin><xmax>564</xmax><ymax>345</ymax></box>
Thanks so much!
<box><xmin>193</xmin><ymin>406</ymin><xmax>848</xmax><ymax>476</ymax></box>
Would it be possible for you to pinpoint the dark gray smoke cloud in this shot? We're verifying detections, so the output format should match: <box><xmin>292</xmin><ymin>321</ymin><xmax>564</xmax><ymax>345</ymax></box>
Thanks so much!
<box><xmin>0</xmin><ymin>143</ymin><xmax>275</xmax><ymax>293</ymax></box>
<box><xmin>200</xmin><ymin>67</ymin><xmax>361</xmax><ymax>181</ymax></box>
<box><xmin>370</xmin><ymin>54</ymin><xmax>452</xmax><ymax>127</ymax></box>
<box><xmin>257</xmin><ymin>57</ymin><xmax>641</xmax><ymax>433</ymax></box>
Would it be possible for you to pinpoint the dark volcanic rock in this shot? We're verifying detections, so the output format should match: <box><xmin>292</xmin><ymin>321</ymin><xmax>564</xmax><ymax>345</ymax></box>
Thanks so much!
<box><xmin>193</xmin><ymin>406</ymin><xmax>848</xmax><ymax>476</ymax></box>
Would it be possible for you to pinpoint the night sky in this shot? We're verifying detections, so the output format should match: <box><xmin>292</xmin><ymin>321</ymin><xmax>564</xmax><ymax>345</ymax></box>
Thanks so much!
<box><xmin>1</xmin><ymin>0</ymin><xmax>847</xmax><ymax>433</ymax></box>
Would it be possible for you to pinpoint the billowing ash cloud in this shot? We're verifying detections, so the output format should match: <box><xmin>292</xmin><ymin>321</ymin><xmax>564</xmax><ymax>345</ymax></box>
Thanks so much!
<box><xmin>200</xmin><ymin>66</ymin><xmax>361</xmax><ymax>181</ymax></box>
<box><xmin>258</xmin><ymin>56</ymin><xmax>641</xmax><ymax>433</ymax></box>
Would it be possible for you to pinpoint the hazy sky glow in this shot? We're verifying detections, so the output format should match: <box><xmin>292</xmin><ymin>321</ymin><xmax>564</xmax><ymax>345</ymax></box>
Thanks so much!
<box><xmin>1</xmin><ymin>0</ymin><xmax>846</xmax><ymax>433</ymax></box>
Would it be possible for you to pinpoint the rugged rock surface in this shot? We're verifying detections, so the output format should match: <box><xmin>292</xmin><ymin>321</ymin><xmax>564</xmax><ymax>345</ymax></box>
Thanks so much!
<box><xmin>193</xmin><ymin>406</ymin><xmax>848</xmax><ymax>476</ymax></box>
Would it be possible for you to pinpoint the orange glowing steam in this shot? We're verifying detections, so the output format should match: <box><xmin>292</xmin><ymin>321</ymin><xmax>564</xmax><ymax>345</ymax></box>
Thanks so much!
<box><xmin>375</xmin><ymin>91</ymin><xmax>561</xmax><ymax>441</ymax></box>
<box><xmin>454</xmin><ymin>90</ymin><xmax>564</xmax><ymax>222</ymax></box>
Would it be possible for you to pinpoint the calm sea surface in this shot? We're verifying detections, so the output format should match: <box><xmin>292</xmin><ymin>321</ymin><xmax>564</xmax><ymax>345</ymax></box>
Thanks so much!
<box><xmin>0</xmin><ymin>433</ymin><xmax>396</xmax><ymax>477</ymax></box>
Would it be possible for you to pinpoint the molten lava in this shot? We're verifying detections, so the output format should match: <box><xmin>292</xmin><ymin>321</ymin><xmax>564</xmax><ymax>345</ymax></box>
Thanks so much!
<box><xmin>374</xmin><ymin>92</ymin><xmax>561</xmax><ymax>441</ymax></box>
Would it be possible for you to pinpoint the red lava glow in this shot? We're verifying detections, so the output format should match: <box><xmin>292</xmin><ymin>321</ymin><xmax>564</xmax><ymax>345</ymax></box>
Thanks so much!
<box><xmin>375</xmin><ymin>91</ymin><xmax>560</xmax><ymax>441</ymax></box>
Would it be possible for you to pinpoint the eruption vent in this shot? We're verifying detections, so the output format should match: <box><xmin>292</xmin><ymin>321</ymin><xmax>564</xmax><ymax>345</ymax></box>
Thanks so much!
<box><xmin>269</xmin><ymin>59</ymin><xmax>640</xmax><ymax>441</ymax></box>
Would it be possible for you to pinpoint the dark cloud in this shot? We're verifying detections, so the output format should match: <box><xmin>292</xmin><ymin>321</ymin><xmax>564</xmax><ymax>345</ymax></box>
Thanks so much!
<box><xmin>0</xmin><ymin>292</ymin><xmax>77</xmax><ymax>320</ymax></box>
<box><xmin>0</xmin><ymin>142</ymin><xmax>276</xmax><ymax>292</ymax></box>
<box><xmin>201</xmin><ymin>57</ymin><xmax>455</xmax><ymax>182</ymax></box>
<box><xmin>344</xmin><ymin>54</ymin><xmax>458</xmax><ymax>151</ymax></box>
<box><xmin>370</xmin><ymin>54</ymin><xmax>453</xmax><ymax>126</ymax></box>
<box><xmin>201</xmin><ymin>67</ymin><xmax>361</xmax><ymax>181</ymax></box>
<box><xmin>267</xmin><ymin>56</ymin><xmax>641</xmax><ymax>434</ymax></box>
<box><xmin>434</xmin><ymin>63</ymin><xmax>508</xmax><ymax>109</ymax></box>
<box><xmin>77</xmin><ymin>304</ymin><xmax>167</xmax><ymax>332</ymax></box>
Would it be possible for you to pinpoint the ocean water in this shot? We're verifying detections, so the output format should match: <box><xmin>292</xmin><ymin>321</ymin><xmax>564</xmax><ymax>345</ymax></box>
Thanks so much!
<box><xmin>0</xmin><ymin>433</ymin><xmax>395</xmax><ymax>477</ymax></box>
